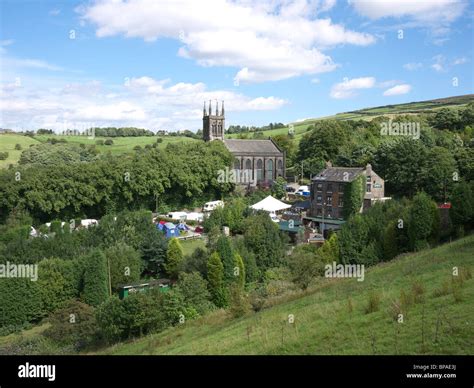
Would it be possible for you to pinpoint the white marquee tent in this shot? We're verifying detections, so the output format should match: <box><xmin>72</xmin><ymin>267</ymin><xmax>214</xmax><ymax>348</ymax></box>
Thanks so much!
<box><xmin>250</xmin><ymin>195</ymin><xmax>292</xmax><ymax>213</ymax></box>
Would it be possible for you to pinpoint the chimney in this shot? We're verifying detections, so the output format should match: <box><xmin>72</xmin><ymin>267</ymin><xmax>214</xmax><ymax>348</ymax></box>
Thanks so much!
<box><xmin>366</xmin><ymin>163</ymin><xmax>372</xmax><ymax>175</ymax></box>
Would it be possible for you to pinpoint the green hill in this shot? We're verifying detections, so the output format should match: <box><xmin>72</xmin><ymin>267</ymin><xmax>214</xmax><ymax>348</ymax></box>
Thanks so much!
<box><xmin>98</xmin><ymin>235</ymin><xmax>474</xmax><ymax>355</ymax></box>
<box><xmin>0</xmin><ymin>134</ymin><xmax>41</xmax><ymax>168</ymax></box>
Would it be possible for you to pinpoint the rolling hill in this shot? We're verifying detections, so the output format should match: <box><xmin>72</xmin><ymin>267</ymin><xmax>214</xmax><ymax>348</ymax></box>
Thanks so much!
<box><xmin>98</xmin><ymin>235</ymin><xmax>474</xmax><ymax>355</ymax></box>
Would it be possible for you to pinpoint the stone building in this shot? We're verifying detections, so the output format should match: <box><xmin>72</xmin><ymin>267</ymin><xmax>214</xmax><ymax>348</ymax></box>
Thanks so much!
<box><xmin>203</xmin><ymin>101</ymin><xmax>285</xmax><ymax>184</ymax></box>
<box><xmin>305</xmin><ymin>162</ymin><xmax>386</xmax><ymax>234</ymax></box>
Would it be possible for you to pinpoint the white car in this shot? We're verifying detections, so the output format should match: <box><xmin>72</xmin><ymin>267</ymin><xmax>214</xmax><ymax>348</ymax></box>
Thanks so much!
<box><xmin>269</xmin><ymin>212</ymin><xmax>280</xmax><ymax>223</ymax></box>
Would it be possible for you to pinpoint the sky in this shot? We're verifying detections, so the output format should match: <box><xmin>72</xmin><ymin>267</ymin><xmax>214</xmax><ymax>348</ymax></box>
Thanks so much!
<box><xmin>0</xmin><ymin>0</ymin><xmax>473</xmax><ymax>132</ymax></box>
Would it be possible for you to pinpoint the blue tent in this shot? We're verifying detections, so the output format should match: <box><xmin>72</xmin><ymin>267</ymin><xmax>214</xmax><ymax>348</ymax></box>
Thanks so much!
<box><xmin>157</xmin><ymin>222</ymin><xmax>180</xmax><ymax>238</ymax></box>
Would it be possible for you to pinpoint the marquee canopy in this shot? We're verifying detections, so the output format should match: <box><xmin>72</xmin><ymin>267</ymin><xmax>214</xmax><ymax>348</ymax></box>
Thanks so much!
<box><xmin>250</xmin><ymin>195</ymin><xmax>292</xmax><ymax>212</ymax></box>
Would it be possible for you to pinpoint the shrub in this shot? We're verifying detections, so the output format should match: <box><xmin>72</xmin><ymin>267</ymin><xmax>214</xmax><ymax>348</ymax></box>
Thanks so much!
<box><xmin>104</xmin><ymin>139</ymin><xmax>114</xmax><ymax>145</ymax></box>
<box><xmin>229</xmin><ymin>284</ymin><xmax>251</xmax><ymax>318</ymax></box>
<box><xmin>0</xmin><ymin>152</ymin><xmax>9</xmax><ymax>160</ymax></box>
<box><xmin>95</xmin><ymin>140</ymin><xmax>104</xmax><ymax>146</ymax></box>
<box><xmin>156</xmin><ymin>138</ymin><xmax>163</xmax><ymax>143</ymax></box>
<box><xmin>44</xmin><ymin>300</ymin><xmax>98</xmax><ymax>350</ymax></box>
<box><xmin>14</xmin><ymin>143</ymin><xmax>22</xmax><ymax>150</ymax></box>
<box><xmin>165</xmin><ymin>238</ymin><xmax>184</xmax><ymax>279</ymax></box>
<box><xmin>364</xmin><ymin>291</ymin><xmax>381</xmax><ymax>314</ymax></box>
<box><xmin>432</xmin><ymin>279</ymin><xmax>450</xmax><ymax>298</ymax></box>
<box><xmin>82</xmin><ymin>249</ymin><xmax>109</xmax><ymax>307</ymax></box>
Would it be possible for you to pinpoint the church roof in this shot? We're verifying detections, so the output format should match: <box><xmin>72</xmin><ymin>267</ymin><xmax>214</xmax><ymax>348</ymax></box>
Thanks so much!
<box><xmin>223</xmin><ymin>139</ymin><xmax>282</xmax><ymax>156</ymax></box>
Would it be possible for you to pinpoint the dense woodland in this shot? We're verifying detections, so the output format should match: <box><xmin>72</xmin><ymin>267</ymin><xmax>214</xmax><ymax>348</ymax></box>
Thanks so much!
<box><xmin>0</xmin><ymin>103</ymin><xmax>473</xmax><ymax>354</ymax></box>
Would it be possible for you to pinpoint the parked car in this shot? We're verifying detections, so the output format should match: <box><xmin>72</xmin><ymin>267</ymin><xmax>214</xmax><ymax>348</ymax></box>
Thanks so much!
<box><xmin>269</xmin><ymin>211</ymin><xmax>280</xmax><ymax>223</ymax></box>
<box><xmin>285</xmin><ymin>186</ymin><xmax>296</xmax><ymax>193</ymax></box>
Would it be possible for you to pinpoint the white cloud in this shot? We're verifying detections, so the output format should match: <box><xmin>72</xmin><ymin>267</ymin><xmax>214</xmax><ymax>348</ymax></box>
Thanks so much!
<box><xmin>330</xmin><ymin>76</ymin><xmax>376</xmax><ymax>99</ymax></box>
<box><xmin>383</xmin><ymin>84</ymin><xmax>411</xmax><ymax>96</ymax></box>
<box><xmin>431</xmin><ymin>54</ymin><xmax>446</xmax><ymax>72</ymax></box>
<box><xmin>349</xmin><ymin>0</ymin><xmax>467</xmax><ymax>43</ymax></box>
<box><xmin>78</xmin><ymin>0</ymin><xmax>375</xmax><ymax>83</ymax></box>
<box><xmin>0</xmin><ymin>76</ymin><xmax>287</xmax><ymax>131</ymax></box>
<box><xmin>403</xmin><ymin>62</ymin><xmax>423</xmax><ymax>71</ymax></box>
<box><xmin>310</xmin><ymin>78</ymin><xmax>320</xmax><ymax>84</ymax></box>
<box><xmin>453</xmin><ymin>57</ymin><xmax>468</xmax><ymax>65</ymax></box>
<box><xmin>348</xmin><ymin>0</ymin><xmax>466</xmax><ymax>22</ymax></box>
<box><xmin>49</xmin><ymin>9</ymin><xmax>61</xmax><ymax>16</ymax></box>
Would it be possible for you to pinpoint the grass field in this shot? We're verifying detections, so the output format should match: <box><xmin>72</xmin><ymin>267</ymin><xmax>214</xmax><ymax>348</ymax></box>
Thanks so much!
<box><xmin>98</xmin><ymin>235</ymin><xmax>474</xmax><ymax>355</ymax></box>
<box><xmin>180</xmin><ymin>238</ymin><xmax>206</xmax><ymax>256</ymax></box>
<box><xmin>0</xmin><ymin>134</ymin><xmax>198</xmax><ymax>167</ymax></box>
<box><xmin>0</xmin><ymin>134</ymin><xmax>41</xmax><ymax>168</ymax></box>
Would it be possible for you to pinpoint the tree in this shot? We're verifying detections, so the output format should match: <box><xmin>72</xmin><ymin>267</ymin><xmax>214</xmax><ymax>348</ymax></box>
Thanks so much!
<box><xmin>177</xmin><ymin>272</ymin><xmax>212</xmax><ymax>315</ymax></box>
<box><xmin>430</xmin><ymin>108</ymin><xmax>460</xmax><ymax>131</ymax></box>
<box><xmin>165</xmin><ymin>238</ymin><xmax>184</xmax><ymax>279</ymax></box>
<box><xmin>233</xmin><ymin>252</ymin><xmax>245</xmax><ymax>289</ymax></box>
<box><xmin>243</xmin><ymin>213</ymin><xmax>285</xmax><ymax>272</ymax></box>
<box><xmin>382</xmin><ymin>220</ymin><xmax>399</xmax><ymax>261</ymax></box>
<box><xmin>83</xmin><ymin>249</ymin><xmax>109</xmax><ymax>307</ymax></box>
<box><xmin>450</xmin><ymin>181</ymin><xmax>474</xmax><ymax>234</ymax></box>
<box><xmin>216</xmin><ymin>235</ymin><xmax>234</xmax><ymax>283</ymax></box>
<box><xmin>287</xmin><ymin>245</ymin><xmax>325</xmax><ymax>290</ymax></box>
<box><xmin>421</xmin><ymin>147</ymin><xmax>457</xmax><ymax>201</ymax></box>
<box><xmin>271</xmin><ymin>176</ymin><xmax>287</xmax><ymax>199</ymax></box>
<box><xmin>408</xmin><ymin>192</ymin><xmax>438</xmax><ymax>251</ymax></box>
<box><xmin>207</xmin><ymin>252</ymin><xmax>227</xmax><ymax>307</ymax></box>
<box><xmin>338</xmin><ymin>214</ymin><xmax>378</xmax><ymax>265</ymax></box>
<box><xmin>104</xmin><ymin>243</ymin><xmax>142</xmax><ymax>291</ymax></box>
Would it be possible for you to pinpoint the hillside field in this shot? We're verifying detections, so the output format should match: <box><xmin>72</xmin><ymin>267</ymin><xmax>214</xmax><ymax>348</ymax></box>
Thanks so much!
<box><xmin>96</xmin><ymin>235</ymin><xmax>474</xmax><ymax>355</ymax></box>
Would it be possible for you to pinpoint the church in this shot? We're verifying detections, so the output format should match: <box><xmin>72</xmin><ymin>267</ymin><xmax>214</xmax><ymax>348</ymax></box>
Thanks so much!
<box><xmin>203</xmin><ymin>100</ymin><xmax>285</xmax><ymax>184</ymax></box>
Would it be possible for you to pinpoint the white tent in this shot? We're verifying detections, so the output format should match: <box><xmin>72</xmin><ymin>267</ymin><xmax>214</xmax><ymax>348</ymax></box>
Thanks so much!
<box><xmin>250</xmin><ymin>195</ymin><xmax>292</xmax><ymax>212</ymax></box>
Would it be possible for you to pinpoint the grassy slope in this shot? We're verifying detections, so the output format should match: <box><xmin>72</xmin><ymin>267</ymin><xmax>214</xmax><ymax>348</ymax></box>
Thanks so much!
<box><xmin>0</xmin><ymin>134</ymin><xmax>197</xmax><ymax>167</ymax></box>
<box><xmin>0</xmin><ymin>134</ymin><xmax>41</xmax><ymax>168</ymax></box>
<box><xmin>99</xmin><ymin>235</ymin><xmax>474</xmax><ymax>355</ymax></box>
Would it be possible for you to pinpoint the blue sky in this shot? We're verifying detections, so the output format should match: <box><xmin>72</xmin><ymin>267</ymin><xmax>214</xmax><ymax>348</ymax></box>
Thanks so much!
<box><xmin>0</xmin><ymin>0</ymin><xmax>473</xmax><ymax>132</ymax></box>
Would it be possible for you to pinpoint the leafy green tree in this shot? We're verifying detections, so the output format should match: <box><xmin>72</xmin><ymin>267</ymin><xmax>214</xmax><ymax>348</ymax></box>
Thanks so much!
<box><xmin>430</xmin><ymin>108</ymin><xmax>460</xmax><ymax>131</ymax></box>
<box><xmin>408</xmin><ymin>192</ymin><xmax>438</xmax><ymax>251</ymax></box>
<box><xmin>373</xmin><ymin>138</ymin><xmax>427</xmax><ymax>197</ymax></box>
<box><xmin>382</xmin><ymin>220</ymin><xmax>399</xmax><ymax>261</ymax></box>
<box><xmin>450</xmin><ymin>181</ymin><xmax>474</xmax><ymax>233</ymax></box>
<box><xmin>216</xmin><ymin>235</ymin><xmax>234</xmax><ymax>283</ymax></box>
<box><xmin>243</xmin><ymin>212</ymin><xmax>285</xmax><ymax>272</ymax></box>
<box><xmin>271</xmin><ymin>176</ymin><xmax>287</xmax><ymax>199</ymax></box>
<box><xmin>44</xmin><ymin>300</ymin><xmax>97</xmax><ymax>350</ymax></box>
<box><xmin>83</xmin><ymin>249</ymin><xmax>109</xmax><ymax>307</ymax></box>
<box><xmin>338</xmin><ymin>214</ymin><xmax>378</xmax><ymax>265</ymax></box>
<box><xmin>287</xmin><ymin>245</ymin><xmax>326</xmax><ymax>290</ymax></box>
<box><xmin>165</xmin><ymin>238</ymin><xmax>184</xmax><ymax>279</ymax></box>
<box><xmin>183</xmin><ymin>247</ymin><xmax>208</xmax><ymax>278</ymax></box>
<box><xmin>207</xmin><ymin>252</ymin><xmax>227</xmax><ymax>307</ymax></box>
<box><xmin>104</xmin><ymin>243</ymin><xmax>142</xmax><ymax>291</ymax></box>
<box><xmin>233</xmin><ymin>252</ymin><xmax>245</xmax><ymax>288</ymax></box>
<box><xmin>177</xmin><ymin>272</ymin><xmax>212</xmax><ymax>315</ymax></box>
<box><xmin>421</xmin><ymin>146</ymin><xmax>457</xmax><ymax>201</ymax></box>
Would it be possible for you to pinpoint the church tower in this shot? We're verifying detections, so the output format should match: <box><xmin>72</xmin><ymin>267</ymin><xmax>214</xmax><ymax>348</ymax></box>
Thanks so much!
<box><xmin>203</xmin><ymin>100</ymin><xmax>225</xmax><ymax>141</ymax></box>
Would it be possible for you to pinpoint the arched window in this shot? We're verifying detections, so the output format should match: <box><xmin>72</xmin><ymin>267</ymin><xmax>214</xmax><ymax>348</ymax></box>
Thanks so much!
<box><xmin>256</xmin><ymin>159</ymin><xmax>263</xmax><ymax>182</ymax></box>
<box><xmin>277</xmin><ymin>159</ymin><xmax>283</xmax><ymax>170</ymax></box>
<box><xmin>267</xmin><ymin>159</ymin><xmax>274</xmax><ymax>180</ymax></box>
<box><xmin>245</xmin><ymin>159</ymin><xmax>252</xmax><ymax>170</ymax></box>
<box><xmin>234</xmin><ymin>158</ymin><xmax>241</xmax><ymax>170</ymax></box>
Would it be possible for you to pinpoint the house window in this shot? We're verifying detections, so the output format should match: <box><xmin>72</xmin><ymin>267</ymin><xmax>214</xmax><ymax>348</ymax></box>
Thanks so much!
<box><xmin>267</xmin><ymin>159</ymin><xmax>274</xmax><ymax>180</ymax></box>
<box><xmin>316</xmin><ymin>183</ymin><xmax>323</xmax><ymax>191</ymax></box>
<box><xmin>367</xmin><ymin>175</ymin><xmax>371</xmax><ymax>182</ymax></box>
<box><xmin>366</xmin><ymin>184</ymin><xmax>371</xmax><ymax>192</ymax></box>
<box><xmin>256</xmin><ymin>159</ymin><xmax>263</xmax><ymax>182</ymax></box>
<box><xmin>339</xmin><ymin>184</ymin><xmax>344</xmax><ymax>193</ymax></box>
<box><xmin>326</xmin><ymin>208</ymin><xmax>332</xmax><ymax>218</ymax></box>
<box><xmin>326</xmin><ymin>196</ymin><xmax>332</xmax><ymax>205</ymax></box>
<box><xmin>327</xmin><ymin>184</ymin><xmax>333</xmax><ymax>192</ymax></box>
<box><xmin>317</xmin><ymin>195</ymin><xmax>322</xmax><ymax>203</ymax></box>
<box><xmin>339</xmin><ymin>197</ymin><xmax>344</xmax><ymax>207</ymax></box>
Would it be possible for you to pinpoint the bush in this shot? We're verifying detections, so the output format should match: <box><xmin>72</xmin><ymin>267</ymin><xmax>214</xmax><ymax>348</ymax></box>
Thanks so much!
<box><xmin>95</xmin><ymin>140</ymin><xmax>104</xmax><ymax>146</ymax></box>
<box><xmin>44</xmin><ymin>300</ymin><xmax>98</xmax><ymax>350</ymax></box>
<box><xmin>229</xmin><ymin>284</ymin><xmax>251</xmax><ymax>318</ymax></box>
<box><xmin>104</xmin><ymin>139</ymin><xmax>114</xmax><ymax>145</ymax></box>
<box><xmin>0</xmin><ymin>152</ymin><xmax>9</xmax><ymax>160</ymax></box>
<box><xmin>177</xmin><ymin>272</ymin><xmax>212</xmax><ymax>316</ymax></box>
<box><xmin>82</xmin><ymin>249</ymin><xmax>109</xmax><ymax>307</ymax></box>
<box><xmin>133</xmin><ymin>145</ymin><xmax>142</xmax><ymax>151</ymax></box>
<box><xmin>14</xmin><ymin>143</ymin><xmax>22</xmax><ymax>150</ymax></box>
<box><xmin>364</xmin><ymin>291</ymin><xmax>381</xmax><ymax>314</ymax></box>
<box><xmin>156</xmin><ymin>138</ymin><xmax>163</xmax><ymax>143</ymax></box>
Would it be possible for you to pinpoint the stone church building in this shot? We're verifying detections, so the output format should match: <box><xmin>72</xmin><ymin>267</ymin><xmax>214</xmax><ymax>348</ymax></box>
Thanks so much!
<box><xmin>203</xmin><ymin>100</ymin><xmax>285</xmax><ymax>184</ymax></box>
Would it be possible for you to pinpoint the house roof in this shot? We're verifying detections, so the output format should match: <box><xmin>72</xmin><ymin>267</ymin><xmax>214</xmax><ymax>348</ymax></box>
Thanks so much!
<box><xmin>223</xmin><ymin>139</ymin><xmax>282</xmax><ymax>155</ymax></box>
<box><xmin>312</xmin><ymin>167</ymin><xmax>364</xmax><ymax>183</ymax></box>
